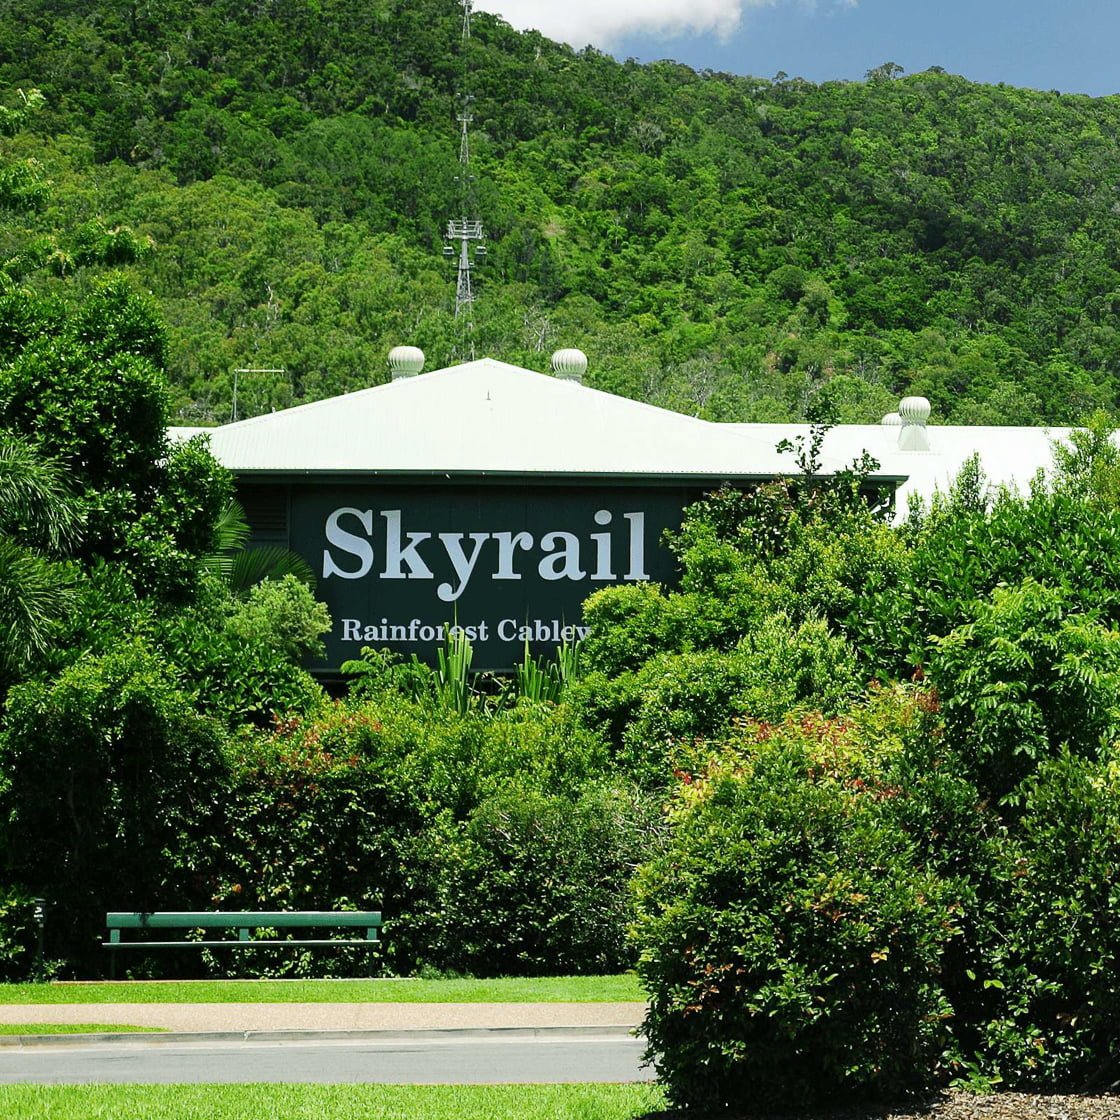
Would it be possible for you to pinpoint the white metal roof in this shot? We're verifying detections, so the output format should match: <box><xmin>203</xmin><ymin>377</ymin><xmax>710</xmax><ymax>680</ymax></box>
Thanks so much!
<box><xmin>168</xmin><ymin>357</ymin><xmax>1074</xmax><ymax>515</ymax></box>
<box><xmin>168</xmin><ymin>358</ymin><xmax>856</xmax><ymax>479</ymax></box>
<box><xmin>729</xmin><ymin>423</ymin><xmax>1071</xmax><ymax>517</ymax></box>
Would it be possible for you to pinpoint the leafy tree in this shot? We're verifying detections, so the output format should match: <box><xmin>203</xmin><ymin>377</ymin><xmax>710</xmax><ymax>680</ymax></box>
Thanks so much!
<box><xmin>0</xmin><ymin>104</ymin><xmax>231</xmax><ymax>598</ymax></box>
<box><xmin>0</xmin><ymin>279</ymin><xmax>230</xmax><ymax>596</ymax></box>
<box><xmin>0</xmin><ymin>430</ymin><xmax>79</xmax><ymax>680</ymax></box>
<box><xmin>1051</xmin><ymin>410</ymin><xmax>1120</xmax><ymax>508</ymax></box>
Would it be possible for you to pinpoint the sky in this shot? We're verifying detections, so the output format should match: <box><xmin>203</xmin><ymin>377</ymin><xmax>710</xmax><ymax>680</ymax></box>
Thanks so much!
<box><xmin>473</xmin><ymin>0</ymin><xmax>1120</xmax><ymax>97</ymax></box>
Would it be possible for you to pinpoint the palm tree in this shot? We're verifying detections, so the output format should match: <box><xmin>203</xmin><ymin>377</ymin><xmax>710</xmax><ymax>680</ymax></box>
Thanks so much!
<box><xmin>0</xmin><ymin>431</ymin><xmax>80</xmax><ymax>674</ymax></box>
<box><xmin>203</xmin><ymin>497</ymin><xmax>314</xmax><ymax>595</ymax></box>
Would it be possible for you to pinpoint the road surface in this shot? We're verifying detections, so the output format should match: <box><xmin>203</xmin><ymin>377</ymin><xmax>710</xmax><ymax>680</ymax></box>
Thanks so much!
<box><xmin>0</xmin><ymin>1030</ymin><xmax>654</xmax><ymax>1084</ymax></box>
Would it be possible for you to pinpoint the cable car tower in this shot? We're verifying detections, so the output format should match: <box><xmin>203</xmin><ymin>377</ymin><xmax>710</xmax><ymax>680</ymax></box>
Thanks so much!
<box><xmin>443</xmin><ymin>0</ymin><xmax>486</xmax><ymax>358</ymax></box>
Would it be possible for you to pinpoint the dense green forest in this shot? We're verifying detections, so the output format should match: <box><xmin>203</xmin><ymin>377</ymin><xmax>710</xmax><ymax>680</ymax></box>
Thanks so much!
<box><xmin>2</xmin><ymin>0</ymin><xmax>1120</xmax><ymax>424</ymax></box>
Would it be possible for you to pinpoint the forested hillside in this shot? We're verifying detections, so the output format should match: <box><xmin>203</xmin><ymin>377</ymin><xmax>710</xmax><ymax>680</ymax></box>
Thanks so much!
<box><xmin>3</xmin><ymin>0</ymin><xmax>1120</xmax><ymax>424</ymax></box>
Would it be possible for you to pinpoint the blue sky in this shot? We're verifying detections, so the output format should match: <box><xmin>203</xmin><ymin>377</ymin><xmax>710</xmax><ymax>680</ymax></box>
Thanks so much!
<box><xmin>477</xmin><ymin>1</ymin><xmax>1120</xmax><ymax>97</ymax></box>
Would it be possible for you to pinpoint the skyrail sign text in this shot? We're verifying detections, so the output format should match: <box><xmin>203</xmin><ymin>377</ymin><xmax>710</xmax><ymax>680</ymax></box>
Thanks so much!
<box><xmin>322</xmin><ymin>507</ymin><xmax>650</xmax><ymax>597</ymax></box>
<box><xmin>287</xmin><ymin>483</ymin><xmax>688</xmax><ymax>671</ymax></box>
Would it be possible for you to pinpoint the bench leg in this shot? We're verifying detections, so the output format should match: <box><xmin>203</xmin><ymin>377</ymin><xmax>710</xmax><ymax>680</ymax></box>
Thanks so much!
<box><xmin>109</xmin><ymin>954</ymin><xmax>115</xmax><ymax>981</ymax></box>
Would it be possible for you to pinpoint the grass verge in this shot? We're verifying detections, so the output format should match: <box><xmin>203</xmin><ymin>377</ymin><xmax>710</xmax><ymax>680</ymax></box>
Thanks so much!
<box><xmin>0</xmin><ymin>1083</ymin><xmax>666</xmax><ymax>1119</ymax></box>
<box><xmin>0</xmin><ymin>975</ymin><xmax>646</xmax><ymax>1005</ymax></box>
<box><xmin>0</xmin><ymin>1024</ymin><xmax>165</xmax><ymax>1035</ymax></box>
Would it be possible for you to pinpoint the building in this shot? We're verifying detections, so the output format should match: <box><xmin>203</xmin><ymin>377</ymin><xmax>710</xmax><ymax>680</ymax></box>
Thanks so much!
<box><xmin>172</xmin><ymin>349</ymin><xmax>1072</xmax><ymax>673</ymax></box>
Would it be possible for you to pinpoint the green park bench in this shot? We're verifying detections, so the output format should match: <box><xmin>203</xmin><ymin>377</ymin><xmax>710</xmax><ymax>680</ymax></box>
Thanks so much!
<box><xmin>103</xmin><ymin>910</ymin><xmax>382</xmax><ymax>979</ymax></box>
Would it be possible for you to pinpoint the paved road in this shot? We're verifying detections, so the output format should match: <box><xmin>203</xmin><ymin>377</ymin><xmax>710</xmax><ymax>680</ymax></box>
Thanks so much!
<box><xmin>0</xmin><ymin>1031</ymin><xmax>654</xmax><ymax>1085</ymax></box>
<box><xmin>0</xmin><ymin>1001</ymin><xmax>646</xmax><ymax>1032</ymax></box>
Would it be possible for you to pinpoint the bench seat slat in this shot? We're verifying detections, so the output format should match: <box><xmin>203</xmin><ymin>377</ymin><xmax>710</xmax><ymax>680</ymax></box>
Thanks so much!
<box><xmin>102</xmin><ymin>938</ymin><xmax>377</xmax><ymax>949</ymax></box>
<box><xmin>106</xmin><ymin>911</ymin><xmax>380</xmax><ymax>930</ymax></box>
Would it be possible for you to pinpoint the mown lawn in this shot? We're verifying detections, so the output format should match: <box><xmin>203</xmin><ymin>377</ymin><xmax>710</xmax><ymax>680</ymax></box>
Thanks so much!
<box><xmin>0</xmin><ymin>1023</ymin><xmax>164</xmax><ymax>1034</ymax></box>
<box><xmin>0</xmin><ymin>1083</ymin><xmax>666</xmax><ymax>1119</ymax></box>
<box><xmin>0</xmin><ymin>975</ymin><xmax>646</xmax><ymax>1004</ymax></box>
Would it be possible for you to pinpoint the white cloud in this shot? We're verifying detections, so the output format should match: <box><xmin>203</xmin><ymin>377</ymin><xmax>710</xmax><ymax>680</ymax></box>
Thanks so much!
<box><xmin>474</xmin><ymin>1</ymin><xmax>857</xmax><ymax>48</ymax></box>
<box><xmin>473</xmin><ymin>0</ymin><xmax>756</xmax><ymax>47</ymax></box>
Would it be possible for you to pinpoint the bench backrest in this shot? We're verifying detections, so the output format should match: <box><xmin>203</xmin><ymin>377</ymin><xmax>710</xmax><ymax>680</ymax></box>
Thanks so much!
<box><xmin>106</xmin><ymin>911</ymin><xmax>381</xmax><ymax>930</ymax></box>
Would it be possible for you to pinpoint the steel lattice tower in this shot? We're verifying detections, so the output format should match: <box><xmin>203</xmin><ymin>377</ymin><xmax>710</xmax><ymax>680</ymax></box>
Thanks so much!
<box><xmin>444</xmin><ymin>0</ymin><xmax>485</xmax><ymax>359</ymax></box>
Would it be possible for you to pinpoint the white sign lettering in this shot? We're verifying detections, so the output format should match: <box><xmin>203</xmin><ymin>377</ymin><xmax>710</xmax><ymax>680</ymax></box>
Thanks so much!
<box><xmin>339</xmin><ymin>617</ymin><xmax>592</xmax><ymax>645</ymax></box>
<box><xmin>322</xmin><ymin>507</ymin><xmax>649</xmax><ymax>597</ymax></box>
<box><xmin>323</xmin><ymin>507</ymin><xmax>375</xmax><ymax>579</ymax></box>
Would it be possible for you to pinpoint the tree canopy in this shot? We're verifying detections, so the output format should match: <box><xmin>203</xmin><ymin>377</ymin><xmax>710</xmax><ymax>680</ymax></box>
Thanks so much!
<box><xmin>0</xmin><ymin>1</ymin><xmax>1118</xmax><ymax>424</ymax></box>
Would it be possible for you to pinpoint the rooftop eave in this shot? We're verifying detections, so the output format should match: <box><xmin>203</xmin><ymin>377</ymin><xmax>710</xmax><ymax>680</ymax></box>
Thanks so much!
<box><xmin>231</xmin><ymin>466</ymin><xmax>909</xmax><ymax>485</ymax></box>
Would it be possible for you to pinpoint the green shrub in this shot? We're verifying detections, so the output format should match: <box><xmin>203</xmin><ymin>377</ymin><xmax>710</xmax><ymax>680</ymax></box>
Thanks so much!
<box><xmin>39</xmin><ymin>568</ymin><xmax>327</xmax><ymax>729</ymax></box>
<box><xmin>205</xmin><ymin>696</ymin><xmax>617</xmax><ymax>976</ymax></box>
<box><xmin>203</xmin><ymin>707</ymin><xmax>411</xmax><ymax>976</ymax></box>
<box><xmin>870</xmin><ymin>689</ymin><xmax>1017</xmax><ymax>1084</ymax></box>
<box><xmin>565</xmin><ymin>668</ymin><xmax>646</xmax><ymax>755</ymax></box>
<box><xmin>469</xmin><ymin>702</ymin><xmax>611</xmax><ymax>802</ymax></box>
<box><xmin>399</xmin><ymin>782</ymin><xmax>658</xmax><ymax>977</ymax></box>
<box><xmin>671</xmin><ymin>482</ymin><xmax>798</xmax><ymax>565</ymax></box>
<box><xmin>633</xmin><ymin>709</ymin><xmax>953</xmax><ymax>1112</ymax></box>
<box><xmin>0</xmin><ymin>641</ymin><xmax>228</xmax><ymax>973</ymax></box>
<box><xmin>580</xmin><ymin>577</ymin><xmax>777</xmax><ymax>679</ymax></box>
<box><xmin>929</xmin><ymin>578</ymin><xmax>1120</xmax><ymax>804</ymax></box>
<box><xmin>902</xmin><ymin>486</ymin><xmax>1120</xmax><ymax>654</ymax></box>
<box><xmin>580</xmin><ymin>582</ymin><xmax>673</xmax><ymax>676</ymax></box>
<box><xmin>669</xmin><ymin>483</ymin><xmax>908</xmax><ymax>674</ymax></box>
<box><xmin>977</xmin><ymin>748</ymin><xmax>1120</xmax><ymax>1089</ymax></box>
<box><xmin>614</xmin><ymin>615</ymin><xmax>861</xmax><ymax>788</ymax></box>
<box><xmin>620</xmin><ymin>649</ymin><xmax>753</xmax><ymax>778</ymax></box>
<box><xmin>0</xmin><ymin>886</ymin><xmax>35</xmax><ymax>981</ymax></box>
<box><xmin>224</xmin><ymin>574</ymin><xmax>331</xmax><ymax>662</ymax></box>
<box><xmin>736</xmin><ymin>614</ymin><xmax>864</xmax><ymax>717</ymax></box>
<box><xmin>158</xmin><ymin>575</ymin><xmax>327</xmax><ymax>726</ymax></box>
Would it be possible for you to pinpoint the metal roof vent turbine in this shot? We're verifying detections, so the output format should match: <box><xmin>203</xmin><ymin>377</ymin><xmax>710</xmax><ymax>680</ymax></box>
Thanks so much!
<box><xmin>389</xmin><ymin>346</ymin><xmax>425</xmax><ymax>380</ymax></box>
<box><xmin>880</xmin><ymin>411</ymin><xmax>903</xmax><ymax>426</ymax></box>
<box><xmin>897</xmin><ymin>396</ymin><xmax>931</xmax><ymax>451</ymax></box>
<box><xmin>551</xmin><ymin>349</ymin><xmax>588</xmax><ymax>384</ymax></box>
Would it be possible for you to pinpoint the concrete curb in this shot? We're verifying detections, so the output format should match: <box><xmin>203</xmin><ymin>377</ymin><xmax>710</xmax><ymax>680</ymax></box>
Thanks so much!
<box><xmin>0</xmin><ymin>1024</ymin><xmax>643</xmax><ymax>1048</ymax></box>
